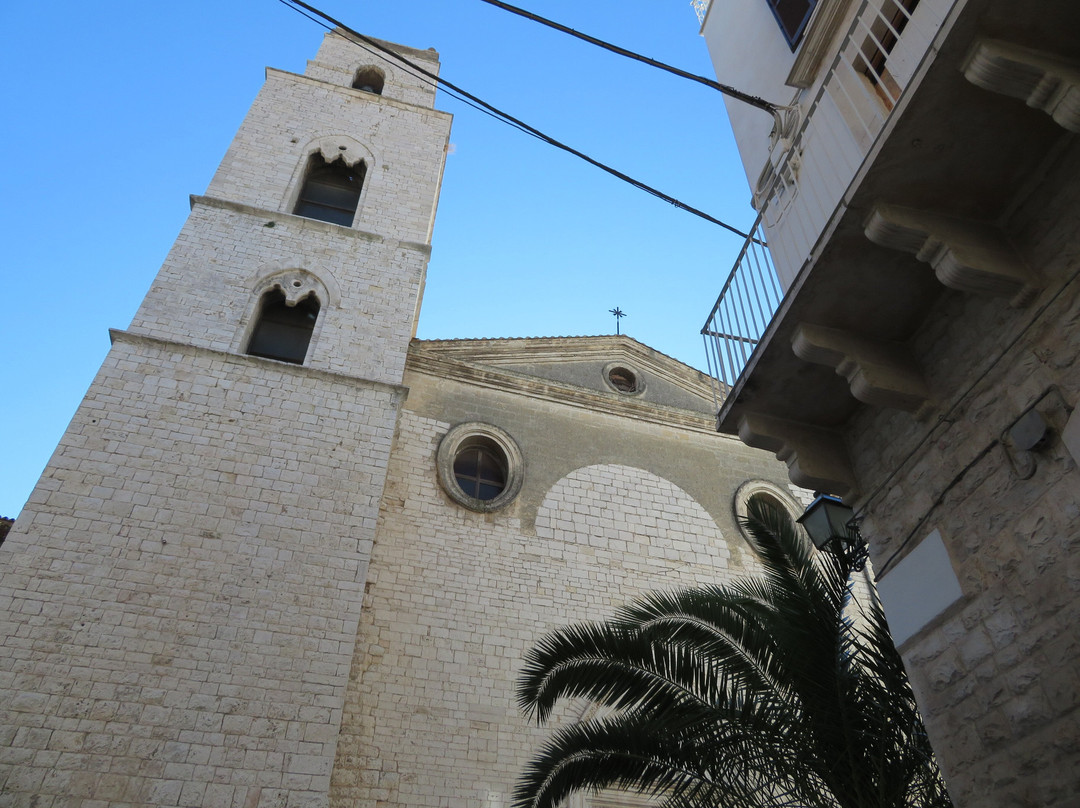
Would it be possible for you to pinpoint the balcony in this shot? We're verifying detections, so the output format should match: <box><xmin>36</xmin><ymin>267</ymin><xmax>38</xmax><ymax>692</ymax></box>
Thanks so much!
<box><xmin>703</xmin><ymin>0</ymin><xmax>954</xmax><ymax>394</ymax></box>
<box><xmin>701</xmin><ymin>0</ymin><xmax>1077</xmax><ymax>496</ymax></box>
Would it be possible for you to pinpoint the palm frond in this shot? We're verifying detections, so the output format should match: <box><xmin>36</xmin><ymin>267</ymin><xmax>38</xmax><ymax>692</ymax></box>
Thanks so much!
<box><xmin>615</xmin><ymin>588</ymin><xmax>791</xmax><ymax>697</ymax></box>
<box><xmin>514</xmin><ymin>705</ymin><xmax>819</xmax><ymax>808</ymax></box>
<box><xmin>515</xmin><ymin>498</ymin><xmax>953</xmax><ymax>808</ymax></box>
<box><xmin>518</xmin><ymin>622</ymin><xmax>737</xmax><ymax>723</ymax></box>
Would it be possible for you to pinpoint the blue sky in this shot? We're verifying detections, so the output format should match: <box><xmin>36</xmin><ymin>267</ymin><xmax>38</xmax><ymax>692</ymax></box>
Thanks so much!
<box><xmin>0</xmin><ymin>0</ymin><xmax>756</xmax><ymax>516</ymax></box>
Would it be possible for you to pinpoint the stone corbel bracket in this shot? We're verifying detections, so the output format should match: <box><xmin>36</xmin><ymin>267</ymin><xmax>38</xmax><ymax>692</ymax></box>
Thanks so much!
<box><xmin>792</xmin><ymin>322</ymin><xmax>932</xmax><ymax>415</ymax></box>
<box><xmin>737</xmin><ymin>412</ymin><xmax>858</xmax><ymax>501</ymax></box>
<box><xmin>864</xmin><ymin>203</ymin><xmax>1039</xmax><ymax>306</ymax></box>
<box><xmin>962</xmin><ymin>38</ymin><xmax>1080</xmax><ymax>133</ymax></box>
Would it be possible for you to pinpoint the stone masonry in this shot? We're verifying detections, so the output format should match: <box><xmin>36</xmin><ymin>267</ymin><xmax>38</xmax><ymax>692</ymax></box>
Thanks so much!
<box><xmin>0</xmin><ymin>31</ymin><xmax>450</xmax><ymax>807</ymax></box>
<box><xmin>0</xmin><ymin>29</ymin><xmax>808</xmax><ymax>808</ymax></box>
<box><xmin>328</xmin><ymin>337</ymin><xmax>808</xmax><ymax>808</ymax></box>
<box><xmin>851</xmin><ymin>137</ymin><xmax>1080</xmax><ymax>806</ymax></box>
<box><xmin>1</xmin><ymin>337</ymin><xmax>401</xmax><ymax>805</ymax></box>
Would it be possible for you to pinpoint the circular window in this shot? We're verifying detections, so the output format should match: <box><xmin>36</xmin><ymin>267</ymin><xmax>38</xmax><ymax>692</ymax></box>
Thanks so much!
<box><xmin>437</xmin><ymin>423</ymin><xmax>523</xmax><ymax>512</ymax></box>
<box><xmin>453</xmin><ymin>438</ymin><xmax>507</xmax><ymax>501</ymax></box>
<box><xmin>609</xmin><ymin>367</ymin><xmax>637</xmax><ymax>392</ymax></box>
<box><xmin>602</xmin><ymin>362</ymin><xmax>645</xmax><ymax>396</ymax></box>
<box><xmin>732</xmin><ymin>480</ymin><xmax>804</xmax><ymax>544</ymax></box>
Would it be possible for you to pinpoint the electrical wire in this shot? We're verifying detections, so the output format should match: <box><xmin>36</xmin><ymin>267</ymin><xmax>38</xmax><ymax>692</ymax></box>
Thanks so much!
<box><xmin>862</xmin><ymin>259</ymin><xmax>1080</xmax><ymax>580</ymax></box>
<box><xmin>280</xmin><ymin>0</ymin><xmax>537</xmax><ymax>135</ymax></box>
<box><xmin>277</xmin><ymin>0</ymin><xmax>754</xmax><ymax>240</ymax></box>
<box><xmin>475</xmin><ymin>0</ymin><xmax>783</xmax><ymax>118</ymax></box>
<box><xmin>873</xmin><ymin>439</ymin><xmax>998</xmax><ymax>578</ymax></box>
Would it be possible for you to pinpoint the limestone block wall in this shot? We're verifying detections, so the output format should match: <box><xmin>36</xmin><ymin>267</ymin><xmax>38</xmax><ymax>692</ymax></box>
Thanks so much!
<box><xmin>0</xmin><ymin>335</ymin><xmax>403</xmax><ymax>807</ymax></box>
<box><xmin>536</xmin><ymin>464</ymin><xmax>734</xmax><ymax>571</ymax></box>
<box><xmin>329</xmin><ymin>363</ymin><xmax>805</xmax><ymax>808</ymax></box>
<box><xmin>399</xmin><ymin>370</ymin><xmax>796</xmax><ymax>541</ymax></box>
<box><xmin>304</xmin><ymin>32</ymin><xmax>442</xmax><ymax>111</ymax></box>
<box><xmin>129</xmin><ymin>200</ymin><xmax>430</xmax><ymax>386</ymax></box>
<box><xmin>204</xmin><ymin>64</ymin><xmax>451</xmax><ymax>246</ymax></box>
<box><xmin>330</xmin><ymin>416</ymin><xmax>745</xmax><ymax>808</ymax></box>
<box><xmin>850</xmin><ymin>141</ymin><xmax>1080</xmax><ymax>807</ymax></box>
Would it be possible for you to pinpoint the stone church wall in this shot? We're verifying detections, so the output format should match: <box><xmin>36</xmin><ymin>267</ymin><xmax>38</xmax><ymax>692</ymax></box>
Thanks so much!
<box><xmin>329</xmin><ymin>366</ymin><xmax>803</xmax><ymax>808</ymax></box>
<box><xmin>0</xmin><ymin>335</ymin><xmax>403</xmax><ymax>805</ymax></box>
<box><xmin>128</xmin><ymin>201</ymin><xmax>432</xmax><ymax>387</ymax></box>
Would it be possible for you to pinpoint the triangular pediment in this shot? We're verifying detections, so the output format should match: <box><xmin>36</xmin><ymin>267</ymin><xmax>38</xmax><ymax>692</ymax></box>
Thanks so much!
<box><xmin>406</xmin><ymin>335</ymin><xmax>722</xmax><ymax>430</ymax></box>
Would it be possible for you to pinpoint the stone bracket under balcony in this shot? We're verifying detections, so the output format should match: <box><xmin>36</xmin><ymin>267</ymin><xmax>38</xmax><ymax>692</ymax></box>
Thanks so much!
<box><xmin>792</xmin><ymin>323</ymin><xmax>931</xmax><ymax>415</ymax></box>
<box><xmin>962</xmin><ymin>38</ymin><xmax>1080</xmax><ymax>133</ymax></box>
<box><xmin>864</xmin><ymin>204</ymin><xmax>1039</xmax><ymax>305</ymax></box>
<box><xmin>737</xmin><ymin>412</ymin><xmax>858</xmax><ymax>501</ymax></box>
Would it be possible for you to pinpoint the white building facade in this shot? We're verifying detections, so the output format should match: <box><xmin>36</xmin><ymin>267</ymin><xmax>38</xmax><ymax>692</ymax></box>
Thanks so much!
<box><xmin>700</xmin><ymin>1</ymin><xmax>1080</xmax><ymax>805</ymax></box>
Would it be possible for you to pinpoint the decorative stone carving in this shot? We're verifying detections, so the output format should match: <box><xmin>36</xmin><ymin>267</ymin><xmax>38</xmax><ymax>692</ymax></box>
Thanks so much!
<box><xmin>792</xmin><ymin>322</ymin><xmax>931</xmax><ymax>413</ymax></box>
<box><xmin>311</xmin><ymin>135</ymin><xmax>369</xmax><ymax>168</ymax></box>
<box><xmin>247</xmin><ymin>259</ymin><xmax>341</xmax><ymax>307</ymax></box>
<box><xmin>737</xmin><ymin>412</ymin><xmax>858</xmax><ymax>500</ymax></box>
<box><xmin>261</xmin><ymin>270</ymin><xmax>327</xmax><ymax>307</ymax></box>
<box><xmin>963</xmin><ymin>38</ymin><xmax>1080</xmax><ymax>133</ymax></box>
<box><xmin>864</xmin><ymin>203</ymin><xmax>1039</xmax><ymax>305</ymax></box>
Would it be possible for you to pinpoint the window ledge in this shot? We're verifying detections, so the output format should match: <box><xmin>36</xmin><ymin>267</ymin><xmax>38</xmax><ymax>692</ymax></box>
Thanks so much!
<box><xmin>786</xmin><ymin>0</ymin><xmax>857</xmax><ymax>88</ymax></box>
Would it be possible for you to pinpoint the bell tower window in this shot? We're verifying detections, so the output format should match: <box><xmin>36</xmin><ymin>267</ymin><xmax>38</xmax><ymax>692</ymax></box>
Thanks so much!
<box><xmin>352</xmin><ymin>66</ymin><xmax>385</xmax><ymax>95</ymax></box>
<box><xmin>246</xmin><ymin>289</ymin><xmax>320</xmax><ymax>364</ymax></box>
<box><xmin>293</xmin><ymin>153</ymin><xmax>365</xmax><ymax>226</ymax></box>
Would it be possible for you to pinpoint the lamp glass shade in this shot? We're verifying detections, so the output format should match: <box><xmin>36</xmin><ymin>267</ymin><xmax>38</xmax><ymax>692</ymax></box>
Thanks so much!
<box><xmin>797</xmin><ymin>494</ymin><xmax>853</xmax><ymax>549</ymax></box>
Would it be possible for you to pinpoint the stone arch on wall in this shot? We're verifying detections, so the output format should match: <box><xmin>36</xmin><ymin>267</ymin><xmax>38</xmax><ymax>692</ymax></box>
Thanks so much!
<box><xmin>351</xmin><ymin>64</ymin><xmax>386</xmax><ymax>95</ymax></box>
<box><xmin>284</xmin><ymin>135</ymin><xmax>377</xmax><ymax>223</ymax></box>
<box><xmin>732</xmin><ymin>479</ymin><xmax>805</xmax><ymax>545</ymax></box>
<box><xmin>534</xmin><ymin>465</ymin><xmax>742</xmax><ymax>808</ymax></box>
<box><xmin>535</xmin><ymin>463</ymin><xmax>736</xmax><ymax>577</ymax></box>
<box><xmin>349</xmin><ymin>62</ymin><xmax>400</xmax><ymax>96</ymax></box>
<box><xmin>234</xmin><ymin>266</ymin><xmax>336</xmax><ymax>360</ymax></box>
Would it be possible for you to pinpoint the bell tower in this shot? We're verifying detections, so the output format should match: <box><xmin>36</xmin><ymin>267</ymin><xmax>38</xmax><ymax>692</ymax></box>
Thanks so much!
<box><xmin>0</xmin><ymin>31</ymin><xmax>451</xmax><ymax>806</ymax></box>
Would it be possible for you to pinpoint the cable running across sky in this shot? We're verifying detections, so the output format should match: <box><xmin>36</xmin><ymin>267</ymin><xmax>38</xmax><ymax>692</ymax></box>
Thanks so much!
<box><xmin>277</xmin><ymin>0</ymin><xmax>755</xmax><ymax>240</ymax></box>
<box><xmin>475</xmin><ymin>0</ymin><xmax>783</xmax><ymax>117</ymax></box>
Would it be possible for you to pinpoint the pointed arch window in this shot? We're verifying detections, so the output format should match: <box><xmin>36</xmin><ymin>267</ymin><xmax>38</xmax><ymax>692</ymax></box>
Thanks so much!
<box><xmin>293</xmin><ymin>153</ymin><xmax>365</xmax><ymax>226</ymax></box>
<box><xmin>246</xmin><ymin>289</ymin><xmax>320</xmax><ymax>364</ymax></box>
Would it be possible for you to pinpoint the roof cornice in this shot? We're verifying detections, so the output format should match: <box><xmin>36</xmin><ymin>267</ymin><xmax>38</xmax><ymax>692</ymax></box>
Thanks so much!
<box><xmin>406</xmin><ymin>338</ymin><xmax>726</xmax><ymax>436</ymax></box>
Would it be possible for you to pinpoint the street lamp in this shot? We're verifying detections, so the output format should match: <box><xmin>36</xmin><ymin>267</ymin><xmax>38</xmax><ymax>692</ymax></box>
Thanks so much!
<box><xmin>797</xmin><ymin>493</ymin><xmax>868</xmax><ymax>572</ymax></box>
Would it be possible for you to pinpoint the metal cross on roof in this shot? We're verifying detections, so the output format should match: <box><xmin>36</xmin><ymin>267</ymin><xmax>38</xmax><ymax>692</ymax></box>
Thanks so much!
<box><xmin>609</xmin><ymin>307</ymin><xmax>627</xmax><ymax>335</ymax></box>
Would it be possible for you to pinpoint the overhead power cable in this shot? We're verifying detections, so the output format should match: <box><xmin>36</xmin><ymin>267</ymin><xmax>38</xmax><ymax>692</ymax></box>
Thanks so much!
<box><xmin>475</xmin><ymin>0</ymin><xmax>783</xmax><ymax>119</ymax></box>
<box><xmin>279</xmin><ymin>0</ymin><xmax>545</xmax><ymax>139</ymax></box>
<box><xmin>277</xmin><ymin>0</ymin><xmax>754</xmax><ymax>240</ymax></box>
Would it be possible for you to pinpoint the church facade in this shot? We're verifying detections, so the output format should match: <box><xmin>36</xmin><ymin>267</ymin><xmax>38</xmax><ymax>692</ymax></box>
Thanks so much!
<box><xmin>0</xmin><ymin>31</ymin><xmax>803</xmax><ymax>807</ymax></box>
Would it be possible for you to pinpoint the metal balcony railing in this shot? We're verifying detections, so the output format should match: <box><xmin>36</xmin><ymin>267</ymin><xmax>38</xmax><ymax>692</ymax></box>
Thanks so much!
<box><xmin>701</xmin><ymin>0</ymin><xmax>948</xmax><ymax>407</ymax></box>
<box><xmin>701</xmin><ymin>213</ymin><xmax>779</xmax><ymax>405</ymax></box>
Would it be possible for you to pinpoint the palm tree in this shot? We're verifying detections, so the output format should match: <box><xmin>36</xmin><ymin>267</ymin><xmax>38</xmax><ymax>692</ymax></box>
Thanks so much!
<box><xmin>515</xmin><ymin>498</ymin><xmax>952</xmax><ymax>808</ymax></box>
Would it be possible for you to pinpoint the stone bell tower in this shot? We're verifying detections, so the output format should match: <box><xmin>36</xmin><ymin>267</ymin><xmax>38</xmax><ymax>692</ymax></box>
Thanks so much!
<box><xmin>0</xmin><ymin>31</ymin><xmax>451</xmax><ymax>806</ymax></box>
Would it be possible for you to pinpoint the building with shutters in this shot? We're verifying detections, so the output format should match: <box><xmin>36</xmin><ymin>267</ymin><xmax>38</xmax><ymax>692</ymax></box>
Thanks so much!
<box><xmin>698</xmin><ymin>0</ymin><xmax>1080</xmax><ymax>804</ymax></box>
